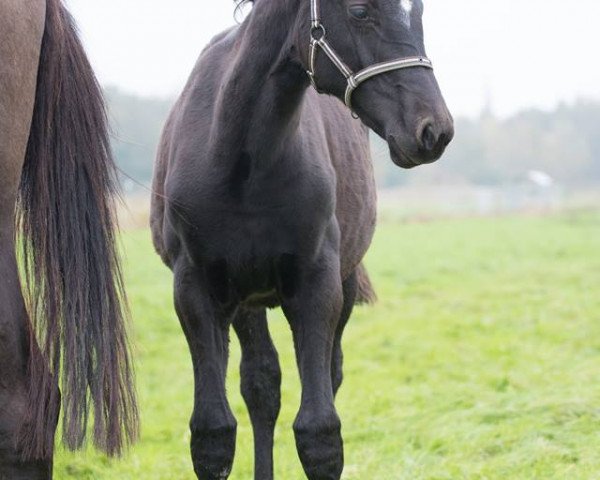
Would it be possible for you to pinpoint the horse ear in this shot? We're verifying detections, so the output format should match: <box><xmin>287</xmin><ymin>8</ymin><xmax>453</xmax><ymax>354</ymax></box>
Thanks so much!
<box><xmin>234</xmin><ymin>0</ymin><xmax>255</xmax><ymax>17</ymax></box>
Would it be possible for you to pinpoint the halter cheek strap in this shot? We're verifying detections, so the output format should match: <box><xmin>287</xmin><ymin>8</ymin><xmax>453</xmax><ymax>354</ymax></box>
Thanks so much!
<box><xmin>307</xmin><ymin>0</ymin><xmax>433</xmax><ymax>110</ymax></box>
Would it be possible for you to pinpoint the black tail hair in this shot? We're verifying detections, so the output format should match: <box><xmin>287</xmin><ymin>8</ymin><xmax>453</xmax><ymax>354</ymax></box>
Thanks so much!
<box><xmin>17</xmin><ymin>0</ymin><xmax>138</xmax><ymax>460</ymax></box>
<box><xmin>356</xmin><ymin>262</ymin><xmax>377</xmax><ymax>305</ymax></box>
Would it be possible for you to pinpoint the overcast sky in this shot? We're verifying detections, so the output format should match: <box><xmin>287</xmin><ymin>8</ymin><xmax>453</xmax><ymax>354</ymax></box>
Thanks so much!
<box><xmin>66</xmin><ymin>0</ymin><xmax>600</xmax><ymax>118</ymax></box>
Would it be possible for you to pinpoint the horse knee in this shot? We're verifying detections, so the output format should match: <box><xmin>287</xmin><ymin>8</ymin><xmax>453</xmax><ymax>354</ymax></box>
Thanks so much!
<box><xmin>190</xmin><ymin>408</ymin><xmax>237</xmax><ymax>480</ymax></box>
<box><xmin>293</xmin><ymin>408</ymin><xmax>343</xmax><ymax>480</ymax></box>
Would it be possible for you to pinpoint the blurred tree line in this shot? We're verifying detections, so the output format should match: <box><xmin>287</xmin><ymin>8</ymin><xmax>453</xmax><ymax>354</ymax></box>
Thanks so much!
<box><xmin>105</xmin><ymin>87</ymin><xmax>600</xmax><ymax>191</ymax></box>
<box><xmin>372</xmin><ymin>100</ymin><xmax>600</xmax><ymax>189</ymax></box>
<box><xmin>105</xmin><ymin>87</ymin><xmax>172</xmax><ymax>191</ymax></box>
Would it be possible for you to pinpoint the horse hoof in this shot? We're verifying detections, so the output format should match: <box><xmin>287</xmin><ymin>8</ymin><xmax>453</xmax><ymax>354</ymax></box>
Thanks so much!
<box><xmin>190</xmin><ymin>421</ymin><xmax>236</xmax><ymax>480</ymax></box>
<box><xmin>294</xmin><ymin>412</ymin><xmax>344</xmax><ymax>480</ymax></box>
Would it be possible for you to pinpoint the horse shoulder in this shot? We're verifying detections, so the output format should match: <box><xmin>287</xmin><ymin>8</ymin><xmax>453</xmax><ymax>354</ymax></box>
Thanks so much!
<box><xmin>316</xmin><ymin>94</ymin><xmax>377</xmax><ymax>278</ymax></box>
<box><xmin>150</xmin><ymin>30</ymin><xmax>238</xmax><ymax>265</ymax></box>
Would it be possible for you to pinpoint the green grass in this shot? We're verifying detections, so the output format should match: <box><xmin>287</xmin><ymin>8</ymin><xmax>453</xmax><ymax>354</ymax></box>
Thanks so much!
<box><xmin>55</xmin><ymin>211</ymin><xmax>600</xmax><ymax>479</ymax></box>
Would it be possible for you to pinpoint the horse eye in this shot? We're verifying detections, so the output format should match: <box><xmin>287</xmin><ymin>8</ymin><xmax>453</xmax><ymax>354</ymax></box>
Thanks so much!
<box><xmin>349</xmin><ymin>5</ymin><xmax>369</xmax><ymax>20</ymax></box>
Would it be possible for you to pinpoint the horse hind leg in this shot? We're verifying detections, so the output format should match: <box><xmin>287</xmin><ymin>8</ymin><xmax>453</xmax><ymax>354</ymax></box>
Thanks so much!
<box><xmin>331</xmin><ymin>270</ymin><xmax>358</xmax><ymax>397</ymax></box>
<box><xmin>0</xmin><ymin>0</ymin><xmax>53</xmax><ymax>477</ymax></box>
<box><xmin>0</xmin><ymin>146</ymin><xmax>55</xmax><ymax>480</ymax></box>
<box><xmin>0</xmin><ymin>251</ymin><xmax>55</xmax><ymax>480</ymax></box>
<box><xmin>233</xmin><ymin>309</ymin><xmax>281</xmax><ymax>480</ymax></box>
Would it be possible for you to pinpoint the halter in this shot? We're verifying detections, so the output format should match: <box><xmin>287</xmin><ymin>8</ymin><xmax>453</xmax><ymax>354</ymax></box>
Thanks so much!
<box><xmin>307</xmin><ymin>0</ymin><xmax>433</xmax><ymax>110</ymax></box>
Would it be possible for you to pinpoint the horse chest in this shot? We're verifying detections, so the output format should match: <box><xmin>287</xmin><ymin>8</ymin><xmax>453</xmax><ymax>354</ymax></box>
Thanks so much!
<box><xmin>164</xmin><ymin>141</ymin><xmax>339</xmax><ymax>307</ymax></box>
<box><xmin>175</xmin><ymin>194</ymin><xmax>332</xmax><ymax>306</ymax></box>
<box><xmin>172</xmin><ymin>161</ymin><xmax>336</xmax><ymax>271</ymax></box>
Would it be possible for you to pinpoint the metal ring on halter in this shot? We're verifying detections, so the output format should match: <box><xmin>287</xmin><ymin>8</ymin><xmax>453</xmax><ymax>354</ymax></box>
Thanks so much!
<box><xmin>310</xmin><ymin>24</ymin><xmax>326</xmax><ymax>41</ymax></box>
<box><xmin>308</xmin><ymin>0</ymin><xmax>434</xmax><ymax>113</ymax></box>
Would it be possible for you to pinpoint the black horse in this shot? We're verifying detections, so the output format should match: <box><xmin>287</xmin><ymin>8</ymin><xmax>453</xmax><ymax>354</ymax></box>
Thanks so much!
<box><xmin>151</xmin><ymin>0</ymin><xmax>453</xmax><ymax>478</ymax></box>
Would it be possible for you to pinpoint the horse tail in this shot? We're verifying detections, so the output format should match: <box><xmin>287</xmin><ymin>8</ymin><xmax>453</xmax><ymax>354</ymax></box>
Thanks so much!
<box><xmin>355</xmin><ymin>262</ymin><xmax>377</xmax><ymax>305</ymax></box>
<box><xmin>17</xmin><ymin>0</ymin><xmax>138</xmax><ymax>460</ymax></box>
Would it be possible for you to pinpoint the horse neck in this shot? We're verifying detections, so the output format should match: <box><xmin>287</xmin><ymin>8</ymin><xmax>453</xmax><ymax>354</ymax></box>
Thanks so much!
<box><xmin>209</xmin><ymin>0</ymin><xmax>309</xmax><ymax>167</ymax></box>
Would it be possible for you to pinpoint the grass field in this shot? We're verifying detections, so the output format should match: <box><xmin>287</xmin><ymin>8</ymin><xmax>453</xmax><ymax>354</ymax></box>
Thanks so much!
<box><xmin>54</xmin><ymin>211</ymin><xmax>600</xmax><ymax>479</ymax></box>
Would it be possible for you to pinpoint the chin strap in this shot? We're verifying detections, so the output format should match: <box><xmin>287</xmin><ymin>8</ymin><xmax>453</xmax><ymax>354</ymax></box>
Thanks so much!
<box><xmin>307</xmin><ymin>0</ymin><xmax>433</xmax><ymax>110</ymax></box>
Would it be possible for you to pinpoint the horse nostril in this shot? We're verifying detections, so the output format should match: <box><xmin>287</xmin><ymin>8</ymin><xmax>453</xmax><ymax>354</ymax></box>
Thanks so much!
<box><xmin>416</xmin><ymin>119</ymin><xmax>453</xmax><ymax>160</ymax></box>
<box><xmin>439</xmin><ymin>133</ymin><xmax>450</xmax><ymax>149</ymax></box>
<box><xmin>420</xmin><ymin>124</ymin><xmax>437</xmax><ymax>153</ymax></box>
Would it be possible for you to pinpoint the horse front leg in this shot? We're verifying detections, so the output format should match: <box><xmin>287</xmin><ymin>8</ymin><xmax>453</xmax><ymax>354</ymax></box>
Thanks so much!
<box><xmin>282</xmin><ymin>249</ymin><xmax>344</xmax><ymax>480</ymax></box>
<box><xmin>173</xmin><ymin>259</ymin><xmax>237</xmax><ymax>480</ymax></box>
